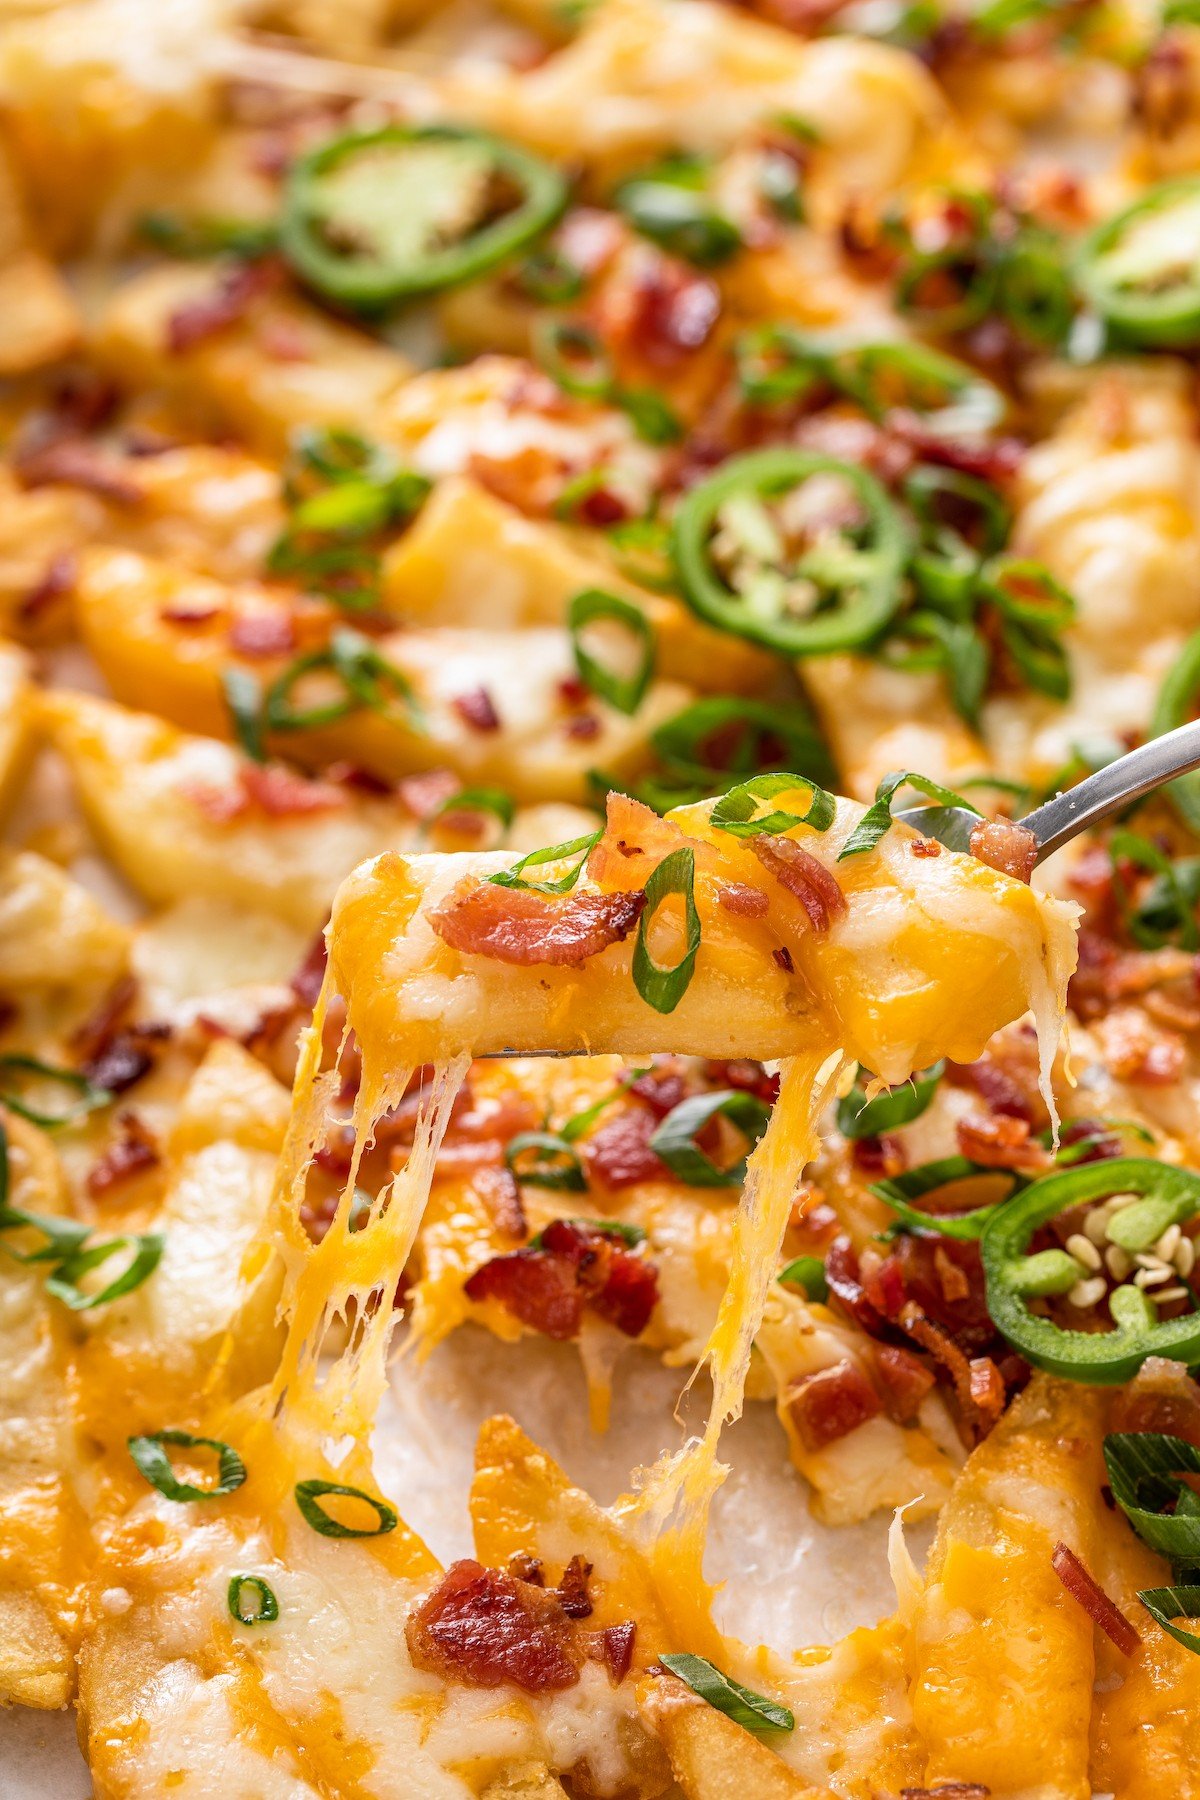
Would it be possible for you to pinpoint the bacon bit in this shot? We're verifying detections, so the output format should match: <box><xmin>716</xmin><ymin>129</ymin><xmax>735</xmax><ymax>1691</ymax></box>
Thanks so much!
<box><xmin>621</xmin><ymin>259</ymin><xmax>721</xmax><ymax>366</ymax></box>
<box><xmin>968</xmin><ymin>817</ymin><xmax>1038</xmax><ymax>883</ymax></box>
<box><xmin>946</xmin><ymin>1056</ymin><xmax>1035</xmax><ymax>1123</ymax></box>
<box><xmin>166</xmin><ymin>258</ymin><xmax>283</xmax><ymax>354</ymax></box>
<box><xmin>863</xmin><ymin>1252</ymin><xmax>908</xmax><ymax>1321</ymax></box>
<box><xmin>397</xmin><ymin>769</ymin><xmax>461</xmax><ymax>820</ymax></box>
<box><xmin>430</xmin><ymin>881</ymin><xmax>645</xmax><ymax>967</ymax></box>
<box><xmin>872</xmin><ymin>1343</ymin><xmax>936</xmax><ymax>1423</ymax></box>
<box><xmin>598</xmin><ymin>1620</ymin><xmax>636</xmax><ymax>1684</ymax></box>
<box><xmin>1094</xmin><ymin>1006</ymin><xmax>1187</xmax><ymax>1087</ymax></box>
<box><xmin>453</xmin><ymin>686</ymin><xmax>501</xmax><ymax>733</ymax></box>
<box><xmin>772</xmin><ymin>944</ymin><xmax>795</xmax><ymax>973</ymax></box>
<box><xmin>558</xmin><ymin>673</ymin><xmax>591</xmax><ymax>707</ymax></box>
<box><xmin>1052</xmin><ymin>1542</ymin><xmax>1141</xmax><ymax>1657</ymax></box>
<box><xmin>556</xmin><ymin>1555</ymin><xmax>593</xmax><ymax>1620</ymax></box>
<box><xmin>564</xmin><ymin>712</ymin><xmax>602</xmax><ymax>741</ymax></box>
<box><xmin>507</xmin><ymin>1552</ymin><xmax>545</xmax><ymax>1587</ymax></box>
<box><xmin>470</xmin><ymin>443</ymin><xmax>567</xmax><ymax>518</ymax></box>
<box><xmin>228</xmin><ymin>612</ymin><xmax>296</xmax><ymax>658</ymax></box>
<box><xmin>750</xmin><ymin>836</ymin><xmax>846</xmax><ymax>932</ymax></box>
<box><xmin>911</xmin><ymin>836</ymin><xmax>942</xmax><ymax>858</ymax></box>
<box><xmin>717</xmin><ymin>880</ymin><xmax>770</xmax><ymax>918</ymax></box>
<box><xmin>161</xmin><ymin>599</ymin><xmax>223</xmax><ymax>628</ymax></box>
<box><xmin>405</xmin><ymin>1560</ymin><xmax>579</xmax><ymax>1693</ymax></box>
<box><xmin>583</xmin><ymin>1106</ymin><xmax>667</xmax><ymax>1188</ymax></box>
<box><xmin>892</xmin><ymin>1235</ymin><xmax>994</xmax><ymax>1352</ymax></box>
<box><xmin>473</xmin><ymin>1165</ymin><xmax>527</xmax><ymax>1239</ymax></box>
<box><xmin>786</xmin><ymin>1358</ymin><xmax>882</xmax><ymax>1452</ymax></box>
<box><xmin>70</xmin><ymin>975</ymin><xmax>138</xmax><ymax>1065</ymax></box>
<box><xmin>182</xmin><ymin>781</ymin><xmax>248</xmax><ymax>825</ymax></box>
<box><xmin>794</xmin><ymin>411</ymin><xmax>914</xmax><ymax>486</ymax></box>
<box><xmin>788</xmin><ymin>1192</ymin><xmax>838</xmax><ymax>1247</ymax></box>
<box><xmin>86</xmin><ymin>1113</ymin><xmax>160</xmax><ymax>1199</ymax></box>
<box><xmin>626</xmin><ymin>1063</ymin><xmax>687</xmax><ymax>1117</ymax></box>
<box><xmin>82</xmin><ymin>1033</ymin><xmax>154</xmax><ymax>1096</ymax></box>
<box><xmin>15</xmin><ymin>440</ymin><xmax>143</xmax><ymax>508</ymax></box>
<box><xmin>851</xmin><ymin>1133</ymin><xmax>906</xmax><ymax>1179</ymax></box>
<box><xmin>575</xmin><ymin>484</ymin><xmax>628</xmax><ymax>528</ymax></box>
<box><xmin>1112</xmin><ymin>1356</ymin><xmax>1200</xmax><ymax>1446</ymax></box>
<box><xmin>19</xmin><ymin>550</ymin><xmax>77</xmax><ymax>623</ymax></box>
<box><xmin>241</xmin><ymin>763</ymin><xmax>345</xmax><ymax>816</ymax></box>
<box><xmin>1134</xmin><ymin>32</ymin><xmax>1194</xmax><ymax>139</ymax></box>
<box><xmin>899</xmin><ymin>1303</ymin><xmax>1000</xmax><ymax>1439</ymax></box>
<box><xmin>703</xmin><ymin>1058</ymin><xmax>780</xmax><ymax>1104</ymax></box>
<box><xmin>890</xmin><ymin>414</ymin><xmax>1025</xmax><ymax>485</ymax></box>
<box><xmin>934</xmin><ymin>1243</ymin><xmax>971</xmax><ymax>1305</ymax></box>
<box><xmin>968</xmin><ymin>1355</ymin><xmax>1007</xmax><ymax>1428</ymax></box>
<box><xmin>464</xmin><ymin>1219</ymin><xmax>658</xmax><ymax>1340</ymax></box>
<box><xmin>955</xmin><ymin>1111</ymin><xmax>1049</xmax><ymax>1172</ymax></box>
<box><xmin>824</xmin><ymin>1235</ymin><xmax>885</xmax><ymax>1334</ymax></box>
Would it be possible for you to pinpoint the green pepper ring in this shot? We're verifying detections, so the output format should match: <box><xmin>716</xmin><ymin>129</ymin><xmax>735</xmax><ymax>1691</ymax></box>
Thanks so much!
<box><xmin>281</xmin><ymin>124</ymin><xmax>569</xmax><ymax>309</ymax></box>
<box><xmin>981</xmin><ymin>1157</ymin><xmax>1200</xmax><ymax>1384</ymax></box>
<box><xmin>670</xmin><ymin>449</ymin><xmax>911</xmax><ymax>657</ymax></box>
<box><xmin>1076</xmin><ymin>176</ymin><xmax>1200</xmax><ymax>348</ymax></box>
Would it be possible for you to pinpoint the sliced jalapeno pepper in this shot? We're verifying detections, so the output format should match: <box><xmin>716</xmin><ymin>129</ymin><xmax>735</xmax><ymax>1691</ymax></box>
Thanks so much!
<box><xmin>981</xmin><ymin>1158</ymin><xmax>1200</xmax><ymax>1383</ymax></box>
<box><xmin>282</xmin><ymin>125</ymin><xmax>568</xmax><ymax>309</ymax></box>
<box><xmin>1077</xmin><ymin>177</ymin><xmax>1200</xmax><ymax>348</ymax></box>
<box><xmin>670</xmin><ymin>449</ymin><xmax>910</xmax><ymax>656</ymax></box>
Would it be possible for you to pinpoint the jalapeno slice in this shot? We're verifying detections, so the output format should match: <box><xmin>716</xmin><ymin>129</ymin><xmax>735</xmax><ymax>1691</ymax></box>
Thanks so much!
<box><xmin>282</xmin><ymin>125</ymin><xmax>568</xmax><ymax>309</ymax></box>
<box><xmin>1077</xmin><ymin>177</ymin><xmax>1200</xmax><ymax>348</ymax></box>
<box><xmin>981</xmin><ymin>1158</ymin><xmax>1200</xmax><ymax>1383</ymax></box>
<box><xmin>670</xmin><ymin>449</ymin><xmax>910</xmax><ymax>656</ymax></box>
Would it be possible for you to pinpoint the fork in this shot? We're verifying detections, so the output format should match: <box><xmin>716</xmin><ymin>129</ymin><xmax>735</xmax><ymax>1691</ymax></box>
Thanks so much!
<box><xmin>897</xmin><ymin>718</ymin><xmax>1200</xmax><ymax>863</ymax></box>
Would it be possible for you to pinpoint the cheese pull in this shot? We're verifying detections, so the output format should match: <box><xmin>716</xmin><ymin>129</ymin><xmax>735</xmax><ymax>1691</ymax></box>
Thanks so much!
<box><xmin>325</xmin><ymin>788</ymin><xmax>1077</xmax><ymax>1082</ymax></box>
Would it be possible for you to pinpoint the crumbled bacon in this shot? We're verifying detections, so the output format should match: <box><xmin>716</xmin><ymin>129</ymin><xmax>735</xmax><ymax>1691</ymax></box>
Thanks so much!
<box><xmin>598</xmin><ymin>1620</ymin><xmax>636</xmax><ymax>1684</ymax></box>
<box><xmin>703</xmin><ymin>1058</ymin><xmax>780</xmax><ymax>1104</ymax></box>
<box><xmin>946</xmin><ymin>1056</ymin><xmax>1035</xmax><ymax>1123</ymax></box>
<box><xmin>70</xmin><ymin>974</ymin><xmax>137</xmax><ymax>1066</ymax></box>
<box><xmin>899</xmin><ymin>1304</ymin><xmax>1002</xmax><ymax>1438</ymax></box>
<box><xmin>773</xmin><ymin>944</ymin><xmax>794</xmax><ymax>972</ymax></box>
<box><xmin>564</xmin><ymin>712</ymin><xmax>601</xmax><ymax>741</ymax></box>
<box><xmin>405</xmin><ymin>1560</ymin><xmax>579</xmax><ymax>1693</ymax></box>
<box><xmin>889</xmin><ymin>414</ymin><xmax>1025</xmax><ymax>485</ymax></box>
<box><xmin>786</xmin><ymin>1358</ymin><xmax>881</xmax><ymax>1452</ymax></box>
<box><xmin>464</xmin><ymin>1219</ymin><xmax>658</xmax><ymax>1340</ymax></box>
<box><xmin>241</xmin><ymin>763</ymin><xmax>345</xmax><ymax>816</ymax></box>
<box><xmin>911</xmin><ymin>837</ymin><xmax>942</xmax><ymax>858</ymax></box>
<box><xmin>900</xmin><ymin>1786</ymin><xmax>990</xmax><ymax>1800</ymax></box>
<box><xmin>851</xmin><ymin>1133</ymin><xmax>906</xmax><ymax>1179</ymax></box>
<box><xmin>19</xmin><ymin>550</ymin><xmax>77</xmax><ymax>623</ymax></box>
<box><xmin>607</xmin><ymin>255</ymin><xmax>721</xmax><ymax>367</ymax></box>
<box><xmin>15</xmin><ymin>440</ymin><xmax>143</xmax><ymax>507</ymax></box>
<box><xmin>86</xmin><ymin>1113</ymin><xmax>160</xmax><ymax>1199</ymax></box>
<box><xmin>574</xmin><ymin>484</ymin><xmax>628</xmax><ymax>527</ymax></box>
<box><xmin>228</xmin><ymin>612</ymin><xmax>296</xmax><ymax>658</ymax></box>
<box><xmin>182</xmin><ymin>781</ymin><xmax>248</xmax><ymax>824</ymax></box>
<box><xmin>430</xmin><ymin>881</ymin><xmax>646</xmax><ymax>967</ymax></box>
<box><xmin>749</xmin><ymin>836</ymin><xmax>846</xmax><ymax>932</ymax></box>
<box><xmin>473</xmin><ymin>1165</ymin><xmax>527</xmax><ymax>1239</ymax></box>
<box><xmin>968</xmin><ymin>817</ymin><xmax>1038</xmax><ymax>883</ymax></box>
<box><xmin>1094</xmin><ymin>1006</ymin><xmax>1187</xmax><ymax>1087</ymax></box>
<box><xmin>1052</xmin><ymin>1542</ymin><xmax>1141</xmax><ymax>1657</ymax></box>
<box><xmin>1111</xmin><ymin>1356</ymin><xmax>1200</xmax><ymax>1446</ymax></box>
<box><xmin>871</xmin><ymin>1343</ymin><xmax>935</xmax><ymax>1423</ymax></box>
<box><xmin>824</xmin><ymin>1235</ymin><xmax>885</xmax><ymax>1334</ymax></box>
<box><xmin>717</xmin><ymin>880</ymin><xmax>770</xmax><ymax>918</ymax></box>
<box><xmin>794</xmin><ymin>411</ymin><xmax>914</xmax><ymax>486</ymax></box>
<box><xmin>891</xmin><ymin>1235</ymin><xmax>994</xmax><ymax>1352</ymax></box>
<box><xmin>583</xmin><ymin>1106</ymin><xmax>666</xmax><ymax>1188</ymax></box>
<box><xmin>556</xmin><ymin>1555</ymin><xmax>593</xmax><ymax>1620</ymax></box>
<box><xmin>166</xmin><ymin>257</ymin><xmax>283</xmax><ymax>354</ymax></box>
<box><xmin>397</xmin><ymin>769</ymin><xmax>462</xmax><ymax>820</ymax></box>
<box><xmin>955</xmin><ymin>1111</ymin><xmax>1049</xmax><ymax>1172</ymax></box>
<box><xmin>453</xmin><ymin>687</ymin><xmax>501</xmax><ymax>732</ymax></box>
<box><xmin>161</xmin><ymin>599</ymin><xmax>223</xmax><ymax>628</ymax></box>
<box><xmin>82</xmin><ymin>1032</ymin><xmax>155</xmax><ymax>1096</ymax></box>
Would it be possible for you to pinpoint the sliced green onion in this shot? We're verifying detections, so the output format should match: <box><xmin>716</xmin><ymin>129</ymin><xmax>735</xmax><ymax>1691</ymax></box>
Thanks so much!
<box><xmin>558</xmin><ymin>1072</ymin><xmax>645</xmax><ymax>1142</ymax></box>
<box><xmin>659</xmin><ymin>1652</ymin><xmax>793</xmax><ymax>1735</ymax></box>
<box><xmin>489</xmin><ymin>830</ymin><xmax>602</xmax><ymax>895</ymax></box>
<box><xmin>228</xmin><ymin>1574</ymin><xmax>280</xmax><ymax>1625</ymax></box>
<box><xmin>505</xmin><ymin>1131</ymin><xmax>588</xmax><ymax>1191</ymax></box>
<box><xmin>649</xmin><ymin>1089</ymin><xmax>771</xmax><ymax>1187</ymax></box>
<box><xmin>1139</xmin><ymin>1585</ymin><xmax>1200</xmax><ymax>1655</ymax></box>
<box><xmin>512</xmin><ymin>244</ymin><xmax>586</xmax><ymax>304</ymax></box>
<box><xmin>709</xmin><ymin>771</ymin><xmax>835</xmax><ymax>839</ymax></box>
<box><xmin>128</xmin><ymin>1430</ymin><xmax>247</xmax><ymax>1502</ymax></box>
<box><xmin>632</xmin><ymin>848</ymin><xmax>701</xmax><ymax>1015</ymax></box>
<box><xmin>607</xmin><ymin>518</ymin><xmax>676</xmax><ymax>593</ymax></box>
<box><xmin>778</xmin><ymin>1255</ymin><xmax>829</xmax><ymax>1301</ymax></box>
<box><xmin>838</xmin><ymin>770</ymin><xmax>981</xmax><ymax>861</ymax></box>
<box><xmin>979</xmin><ymin>557</ymin><xmax>1077</xmax><ymax>632</ymax></box>
<box><xmin>1111</xmin><ymin>832</ymin><xmax>1199</xmax><ymax>953</ymax></box>
<box><xmin>617</xmin><ymin>387</ymin><xmax>682</xmax><ymax>446</ymax></box>
<box><xmin>568</xmin><ymin>589</ymin><xmax>656</xmax><ymax>715</ymax></box>
<box><xmin>734</xmin><ymin>324</ymin><xmax>829</xmax><ymax>407</ymax></box>
<box><xmin>45</xmin><ymin>1233</ymin><xmax>164</xmax><ymax>1310</ymax></box>
<box><xmin>418</xmin><ymin>788</ymin><xmax>515</xmax><ymax>844</ymax></box>
<box><xmin>222</xmin><ymin>668</ymin><xmax>267</xmax><ymax>763</ymax></box>
<box><xmin>535</xmin><ymin>319</ymin><xmax>615</xmax><ymax>400</ymax></box>
<box><xmin>837</xmin><ymin>1062</ymin><xmax>944</xmax><ymax>1140</ymax></box>
<box><xmin>871</xmin><ymin>1154</ymin><xmax>1025</xmax><ymax>1240</ymax></box>
<box><xmin>137</xmin><ymin>212</ymin><xmax>278</xmax><ymax>259</ymax></box>
<box><xmin>1104</xmin><ymin>1433</ymin><xmax>1200</xmax><ymax>1567</ymax></box>
<box><xmin>617</xmin><ymin>168</ymin><xmax>741</xmax><ymax>267</ymax></box>
<box><xmin>294</xmin><ymin>1479</ymin><xmax>398</xmax><ymax>1538</ymax></box>
<box><xmin>0</xmin><ymin>1199</ymin><xmax>91</xmax><ymax>1264</ymax></box>
<box><xmin>0</xmin><ymin>1056</ymin><xmax>112</xmax><ymax>1129</ymax></box>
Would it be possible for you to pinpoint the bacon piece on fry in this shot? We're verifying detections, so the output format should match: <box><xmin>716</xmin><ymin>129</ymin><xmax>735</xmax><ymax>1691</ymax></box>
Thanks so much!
<box><xmin>430</xmin><ymin>881</ymin><xmax>645</xmax><ymax>967</ymax></box>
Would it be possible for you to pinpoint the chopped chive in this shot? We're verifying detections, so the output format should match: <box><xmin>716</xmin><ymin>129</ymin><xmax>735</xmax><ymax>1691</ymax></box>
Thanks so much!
<box><xmin>294</xmin><ymin>1479</ymin><xmax>398</xmax><ymax>1539</ymax></box>
<box><xmin>128</xmin><ymin>1430</ymin><xmax>247</xmax><ymax>1502</ymax></box>
<box><xmin>568</xmin><ymin>588</ymin><xmax>656</xmax><ymax>715</ymax></box>
<box><xmin>632</xmin><ymin>848</ymin><xmax>701</xmax><ymax>1015</ymax></box>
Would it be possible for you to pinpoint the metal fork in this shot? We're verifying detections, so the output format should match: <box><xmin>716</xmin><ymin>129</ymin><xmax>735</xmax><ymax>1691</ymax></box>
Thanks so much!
<box><xmin>897</xmin><ymin>718</ymin><xmax>1200</xmax><ymax>863</ymax></box>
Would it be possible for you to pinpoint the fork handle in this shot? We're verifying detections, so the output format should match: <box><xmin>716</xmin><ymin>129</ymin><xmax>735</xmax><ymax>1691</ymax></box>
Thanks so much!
<box><xmin>1020</xmin><ymin>719</ymin><xmax>1200</xmax><ymax>860</ymax></box>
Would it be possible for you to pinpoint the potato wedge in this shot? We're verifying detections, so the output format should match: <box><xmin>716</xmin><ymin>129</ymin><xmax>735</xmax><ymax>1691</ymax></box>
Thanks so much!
<box><xmin>640</xmin><ymin>1673</ymin><xmax>835</xmax><ymax>1800</ymax></box>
